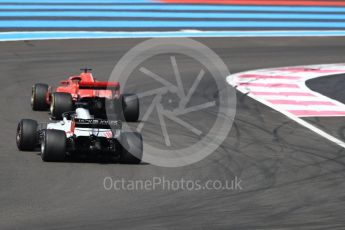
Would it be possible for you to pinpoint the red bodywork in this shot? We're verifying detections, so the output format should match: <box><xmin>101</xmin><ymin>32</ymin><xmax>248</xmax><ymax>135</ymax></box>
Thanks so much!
<box><xmin>46</xmin><ymin>72</ymin><xmax>120</xmax><ymax>104</ymax></box>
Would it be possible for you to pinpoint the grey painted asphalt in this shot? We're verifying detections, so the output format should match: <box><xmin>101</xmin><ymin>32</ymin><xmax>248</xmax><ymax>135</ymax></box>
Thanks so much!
<box><xmin>1</xmin><ymin>37</ymin><xmax>345</xmax><ymax>229</ymax></box>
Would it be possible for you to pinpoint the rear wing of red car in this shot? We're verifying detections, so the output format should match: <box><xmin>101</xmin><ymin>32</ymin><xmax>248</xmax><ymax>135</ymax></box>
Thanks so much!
<box><xmin>78</xmin><ymin>81</ymin><xmax>119</xmax><ymax>90</ymax></box>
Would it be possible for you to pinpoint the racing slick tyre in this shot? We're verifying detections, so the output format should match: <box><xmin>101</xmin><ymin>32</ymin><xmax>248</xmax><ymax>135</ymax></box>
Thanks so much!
<box><xmin>41</xmin><ymin>129</ymin><xmax>66</xmax><ymax>162</ymax></box>
<box><xmin>16</xmin><ymin>119</ymin><xmax>38</xmax><ymax>151</ymax></box>
<box><xmin>120</xmin><ymin>132</ymin><xmax>143</xmax><ymax>164</ymax></box>
<box><xmin>31</xmin><ymin>83</ymin><xmax>49</xmax><ymax>111</ymax></box>
<box><xmin>122</xmin><ymin>94</ymin><xmax>139</xmax><ymax>122</ymax></box>
<box><xmin>50</xmin><ymin>92</ymin><xmax>73</xmax><ymax>120</ymax></box>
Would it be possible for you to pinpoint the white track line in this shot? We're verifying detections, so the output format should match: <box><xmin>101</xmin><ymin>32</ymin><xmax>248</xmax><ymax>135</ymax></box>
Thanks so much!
<box><xmin>1</xmin><ymin>30</ymin><xmax>345</xmax><ymax>42</ymax></box>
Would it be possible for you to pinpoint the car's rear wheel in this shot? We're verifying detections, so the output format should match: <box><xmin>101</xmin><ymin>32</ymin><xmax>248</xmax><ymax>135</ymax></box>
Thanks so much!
<box><xmin>122</xmin><ymin>94</ymin><xmax>139</xmax><ymax>122</ymax></box>
<box><xmin>31</xmin><ymin>83</ymin><xmax>49</xmax><ymax>111</ymax></box>
<box><xmin>16</xmin><ymin>119</ymin><xmax>38</xmax><ymax>151</ymax></box>
<box><xmin>50</xmin><ymin>92</ymin><xmax>73</xmax><ymax>120</ymax></box>
<box><xmin>41</xmin><ymin>129</ymin><xmax>66</xmax><ymax>162</ymax></box>
<box><xmin>119</xmin><ymin>132</ymin><xmax>143</xmax><ymax>164</ymax></box>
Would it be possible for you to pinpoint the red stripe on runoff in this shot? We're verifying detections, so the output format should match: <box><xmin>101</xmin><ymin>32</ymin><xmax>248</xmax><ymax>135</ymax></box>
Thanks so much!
<box><xmin>276</xmin><ymin>67</ymin><xmax>345</xmax><ymax>73</ymax></box>
<box><xmin>238</xmin><ymin>82</ymin><xmax>299</xmax><ymax>88</ymax></box>
<box><xmin>250</xmin><ymin>92</ymin><xmax>315</xmax><ymax>96</ymax></box>
<box><xmin>158</xmin><ymin>0</ymin><xmax>345</xmax><ymax>7</ymax></box>
<box><xmin>268</xmin><ymin>100</ymin><xmax>336</xmax><ymax>106</ymax></box>
<box><xmin>238</xmin><ymin>74</ymin><xmax>300</xmax><ymax>80</ymax></box>
<box><xmin>289</xmin><ymin>110</ymin><xmax>345</xmax><ymax>117</ymax></box>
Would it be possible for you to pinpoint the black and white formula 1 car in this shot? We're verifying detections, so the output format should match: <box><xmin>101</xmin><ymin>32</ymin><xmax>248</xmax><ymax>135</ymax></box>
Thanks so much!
<box><xmin>16</xmin><ymin>108</ymin><xmax>142</xmax><ymax>164</ymax></box>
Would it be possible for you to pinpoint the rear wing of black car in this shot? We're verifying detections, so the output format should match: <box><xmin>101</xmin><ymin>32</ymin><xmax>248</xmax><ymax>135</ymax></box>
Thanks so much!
<box><xmin>74</xmin><ymin>118</ymin><xmax>122</xmax><ymax>130</ymax></box>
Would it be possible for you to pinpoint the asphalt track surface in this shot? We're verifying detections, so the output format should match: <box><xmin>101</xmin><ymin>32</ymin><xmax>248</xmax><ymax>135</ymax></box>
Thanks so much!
<box><xmin>1</xmin><ymin>37</ymin><xmax>345</xmax><ymax>229</ymax></box>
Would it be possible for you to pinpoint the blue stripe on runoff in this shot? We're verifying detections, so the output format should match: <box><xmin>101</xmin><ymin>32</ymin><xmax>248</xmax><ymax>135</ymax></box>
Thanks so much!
<box><xmin>0</xmin><ymin>5</ymin><xmax>345</xmax><ymax>13</ymax></box>
<box><xmin>0</xmin><ymin>0</ymin><xmax>153</xmax><ymax>3</ymax></box>
<box><xmin>2</xmin><ymin>31</ymin><xmax>345</xmax><ymax>41</ymax></box>
<box><xmin>0</xmin><ymin>1</ymin><xmax>345</xmax><ymax>38</ymax></box>
<box><xmin>2</xmin><ymin>20</ymin><xmax>345</xmax><ymax>28</ymax></box>
<box><xmin>1</xmin><ymin>11</ymin><xmax>345</xmax><ymax>20</ymax></box>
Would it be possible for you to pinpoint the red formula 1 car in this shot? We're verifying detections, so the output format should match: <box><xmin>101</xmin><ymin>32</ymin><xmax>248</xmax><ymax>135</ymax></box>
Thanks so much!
<box><xmin>31</xmin><ymin>68</ymin><xmax>139</xmax><ymax>121</ymax></box>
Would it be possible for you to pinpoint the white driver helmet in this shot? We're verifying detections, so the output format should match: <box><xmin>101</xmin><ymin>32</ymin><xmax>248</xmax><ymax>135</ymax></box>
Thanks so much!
<box><xmin>76</xmin><ymin>108</ymin><xmax>92</xmax><ymax>119</ymax></box>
